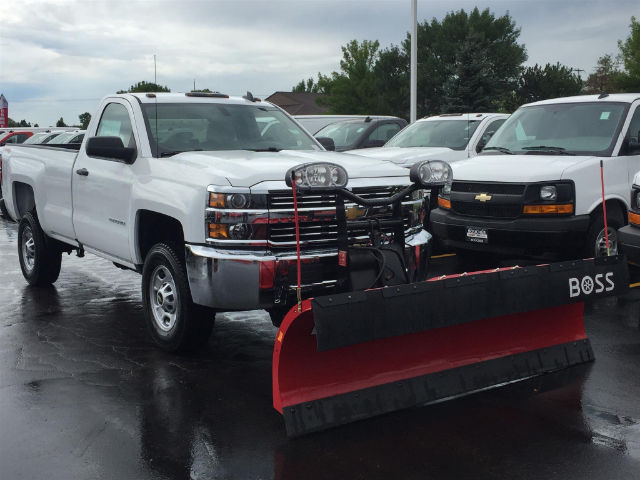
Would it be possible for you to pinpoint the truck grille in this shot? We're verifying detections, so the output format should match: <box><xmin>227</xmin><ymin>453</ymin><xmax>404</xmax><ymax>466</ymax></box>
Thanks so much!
<box><xmin>267</xmin><ymin>186</ymin><xmax>419</xmax><ymax>250</ymax></box>
<box><xmin>450</xmin><ymin>182</ymin><xmax>525</xmax><ymax>219</ymax></box>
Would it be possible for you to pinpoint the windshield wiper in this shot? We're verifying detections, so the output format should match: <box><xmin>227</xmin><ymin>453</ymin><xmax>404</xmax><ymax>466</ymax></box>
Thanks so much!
<box><xmin>250</xmin><ymin>147</ymin><xmax>282</xmax><ymax>152</ymax></box>
<box><xmin>522</xmin><ymin>146</ymin><xmax>575</xmax><ymax>155</ymax></box>
<box><xmin>482</xmin><ymin>146</ymin><xmax>514</xmax><ymax>155</ymax></box>
<box><xmin>160</xmin><ymin>149</ymin><xmax>202</xmax><ymax>157</ymax></box>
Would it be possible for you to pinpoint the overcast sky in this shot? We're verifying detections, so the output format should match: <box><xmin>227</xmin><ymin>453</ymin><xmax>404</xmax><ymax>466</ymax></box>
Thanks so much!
<box><xmin>0</xmin><ymin>0</ymin><xmax>636</xmax><ymax>126</ymax></box>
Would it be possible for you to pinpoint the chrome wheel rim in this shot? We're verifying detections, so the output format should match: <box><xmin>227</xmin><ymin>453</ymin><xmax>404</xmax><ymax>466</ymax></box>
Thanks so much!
<box><xmin>149</xmin><ymin>265</ymin><xmax>179</xmax><ymax>332</ymax></box>
<box><xmin>22</xmin><ymin>226</ymin><xmax>36</xmax><ymax>272</ymax></box>
<box><xmin>595</xmin><ymin>227</ymin><xmax>618</xmax><ymax>257</ymax></box>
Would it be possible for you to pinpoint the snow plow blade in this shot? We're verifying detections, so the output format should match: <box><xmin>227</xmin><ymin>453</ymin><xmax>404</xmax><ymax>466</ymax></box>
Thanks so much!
<box><xmin>273</xmin><ymin>255</ymin><xmax>628</xmax><ymax>437</ymax></box>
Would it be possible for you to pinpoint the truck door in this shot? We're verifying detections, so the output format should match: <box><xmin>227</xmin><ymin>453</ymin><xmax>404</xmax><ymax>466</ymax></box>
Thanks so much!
<box><xmin>622</xmin><ymin>103</ymin><xmax>640</xmax><ymax>186</ymax></box>
<box><xmin>72</xmin><ymin>100</ymin><xmax>138</xmax><ymax>263</ymax></box>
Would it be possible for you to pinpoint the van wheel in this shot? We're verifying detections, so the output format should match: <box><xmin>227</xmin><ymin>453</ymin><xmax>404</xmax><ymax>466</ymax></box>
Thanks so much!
<box><xmin>18</xmin><ymin>211</ymin><xmax>62</xmax><ymax>286</ymax></box>
<box><xmin>142</xmin><ymin>243</ymin><xmax>215</xmax><ymax>352</ymax></box>
<box><xmin>584</xmin><ymin>207</ymin><xmax>623</xmax><ymax>258</ymax></box>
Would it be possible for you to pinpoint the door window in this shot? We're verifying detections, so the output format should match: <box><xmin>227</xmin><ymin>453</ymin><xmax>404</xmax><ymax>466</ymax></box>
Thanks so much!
<box><xmin>368</xmin><ymin>122</ymin><xmax>403</xmax><ymax>143</ymax></box>
<box><xmin>476</xmin><ymin>118</ymin><xmax>507</xmax><ymax>152</ymax></box>
<box><xmin>96</xmin><ymin>103</ymin><xmax>137</xmax><ymax>149</ymax></box>
<box><xmin>626</xmin><ymin>107</ymin><xmax>640</xmax><ymax>145</ymax></box>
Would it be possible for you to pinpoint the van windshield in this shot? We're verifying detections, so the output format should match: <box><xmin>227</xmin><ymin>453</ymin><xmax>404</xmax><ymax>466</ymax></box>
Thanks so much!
<box><xmin>141</xmin><ymin>103</ymin><xmax>319</xmax><ymax>157</ymax></box>
<box><xmin>484</xmin><ymin>102</ymin><xmax>628</xmax><ymax>156</ymax></box>
<box><xmin>385</xmin><ymin>120</ymin><xmax>480</xmax><ymax>150</ymax></box>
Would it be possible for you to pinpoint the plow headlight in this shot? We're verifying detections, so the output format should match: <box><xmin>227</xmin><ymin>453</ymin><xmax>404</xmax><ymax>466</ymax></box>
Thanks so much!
<box><xmin>410</xmin><ymin>160</ymin><xmax>452</xmax><ymax>187</ymax></box>
<box><xmin>285</xmin><ymin>162</ymin><xmax>348</xmax><ymax>191</ymax></box>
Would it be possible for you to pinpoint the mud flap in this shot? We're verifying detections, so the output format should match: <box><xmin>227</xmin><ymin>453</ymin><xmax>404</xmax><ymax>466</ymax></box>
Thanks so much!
<box><xmin>273</xmin><ymin>255</ymin><xmax>628</xmax><ymax>437</ymax></box>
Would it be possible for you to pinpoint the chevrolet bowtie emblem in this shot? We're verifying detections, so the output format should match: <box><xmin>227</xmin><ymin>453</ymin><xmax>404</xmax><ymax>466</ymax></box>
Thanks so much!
<box><xmin>475</xmin><ymin>193</ymin><xmax>492</xmax><ymax>202</ymax></box>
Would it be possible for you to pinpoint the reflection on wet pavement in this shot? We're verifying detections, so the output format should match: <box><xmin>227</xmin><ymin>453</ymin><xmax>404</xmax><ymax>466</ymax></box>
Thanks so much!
<box><xmin>1</xmin><ymin>214</ymin><xmax>640</xmax><ymax>479</ymax></box>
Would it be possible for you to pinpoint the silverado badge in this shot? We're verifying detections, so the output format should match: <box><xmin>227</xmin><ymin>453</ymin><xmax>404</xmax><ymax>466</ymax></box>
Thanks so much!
<box><xmin>475</xmin><ymin>193</ymin><xmax>492</xmax><ymax>202</ymax></box>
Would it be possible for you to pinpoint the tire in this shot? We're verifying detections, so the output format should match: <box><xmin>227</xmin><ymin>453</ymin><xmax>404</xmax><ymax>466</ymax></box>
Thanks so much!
<box><xmin>18</xmin><ymin>211</ymin><xmax>62</xmax><ymax>286</ymax></box>
<box><xmin>583</xmin><ymin>206</ymin><xmax>624</xmax><ymax>258</ymax></box>
<box><xmin>142</xmin><ymin>243</ymin><xmax>215</xmax><ymax>352</ymax></box>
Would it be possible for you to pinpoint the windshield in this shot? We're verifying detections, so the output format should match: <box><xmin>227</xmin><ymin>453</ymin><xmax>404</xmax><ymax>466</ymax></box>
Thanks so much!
<box><xmin>141</xmin><ymin>103</ymin><xmax>319</xmax><ymax>157</ymax></box>
<box><xmin>484</xmin><ymin>102</ymin><xmax>628</xmax><ymax>156</ymax></box>
<box><xmin>385</xmin><ymin>119</ymin><xmax>480</xmax><ymax>150</ymax></box>
<box><xmin>22</xmin><ymin>133</ymin><xmax>50</xmax><ymax>144</ymax></box>
<box><xmin>47</xmin><ymin>132</ymin><xmax>77</xmax><ymax>144</ymax></box>
<box><xmin>315</xmin><ymin>121</ymin><xmax>369</xmax><ymax>149</ymax></box>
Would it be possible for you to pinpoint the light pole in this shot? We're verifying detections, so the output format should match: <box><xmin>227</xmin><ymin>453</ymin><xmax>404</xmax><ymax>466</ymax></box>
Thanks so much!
<box><xmin>410</xmin><ymin>0</ymin><xmax>417</xmax><ymax>123</ymax></box>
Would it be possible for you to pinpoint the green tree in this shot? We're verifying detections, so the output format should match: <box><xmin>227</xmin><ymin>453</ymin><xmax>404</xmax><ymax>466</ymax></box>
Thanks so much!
<box><xmin>190</xmin><ymin>88</ymin><xmax>213</xmax><ymax>93</ymax></box>
<box><xmin>292</xmin><ymin>78</ymin><xmax>320</xmax><ymax>93</ymax></box>
<box><xmin>56</xmin><ymin>117</ymin><xmax>67</xmax><ymax>127</ymax></box>
<box><xmin>616</xmin><ymin>16</ymin><xmax>640</xmax><ymax>91</ymax></box>
<box><xmin>508</xmin><ymin>63</ymin><xmax>583</xmax><ymax>108</ymax></box>
<box><xmin>78</xmin><ymin>112</ymin><xmax>91</xmax><ymax>129</ymax></box>
<box><xmin>7</xmin><ymin>118</ymin><xmax>33</xmax><ymax>127</ymax></box>
<box><xmin>320</xmin><ymin>40</ymin><xmax>383</xmax><ymax>114</ymax></box>
<box><xmin>585</xmin><ymin>54</ymin><xmax>624</xmax><ymax>93</ymax></box>
<box><xmin>405</xmin><ymin>8</ymin><xmax>526</xmax><ymax>116</ymax></box>
<box><xmin>117</xmin><ymin>81</ymin><xmax>170</xmax><ymax>93</ymax></box>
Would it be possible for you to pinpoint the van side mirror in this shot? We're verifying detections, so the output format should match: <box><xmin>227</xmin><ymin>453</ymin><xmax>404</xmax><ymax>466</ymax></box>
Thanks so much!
<box><xmin>86</xmin><ymin>136</ymin><xmax>136</xmax><ymax>163</ymax></box>
<box><xmin>316</xmin><ymin>136</ymin><xmax>335</xmax><ymax>151</ymax></box>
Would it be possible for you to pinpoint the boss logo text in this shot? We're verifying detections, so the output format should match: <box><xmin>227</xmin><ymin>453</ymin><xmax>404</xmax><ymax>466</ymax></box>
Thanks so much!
<box><xmin>568</xmin><ymin>273</ymin><xmax>614</xmax><ymax>298</ymax></box>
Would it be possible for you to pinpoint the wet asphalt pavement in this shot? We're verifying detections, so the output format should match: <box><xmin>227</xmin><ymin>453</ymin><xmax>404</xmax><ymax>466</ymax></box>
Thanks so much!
<box><xmin>1</xmin><ymin>214</ymin><xmax>640</xmax><ymax>480</ymax></box>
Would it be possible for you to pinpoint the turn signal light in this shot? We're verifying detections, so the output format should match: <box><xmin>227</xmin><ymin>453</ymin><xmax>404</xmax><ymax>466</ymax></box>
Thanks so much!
<box><xmin>437</xmin><ymin>196</ymin><xmax>451</xmax><ymax>209</ymax></box>
<box><xmin>209</xmin><ymin>193</ymin><xmax>226</xmax><ymax>208</ymax></box>
<box><xmin>208</xmin><ymin>223</ymin><xmax>228</xmax><ymax>239</ymax></box>
<box><xmin>629</xmin><ymin>211</ymin><xmax>640</xmax><ymax>226</ymax></box>
<box><xmin>523</xmin><ymin>204</ymin><xmax>573</xmax><ymax>215</ymax></box>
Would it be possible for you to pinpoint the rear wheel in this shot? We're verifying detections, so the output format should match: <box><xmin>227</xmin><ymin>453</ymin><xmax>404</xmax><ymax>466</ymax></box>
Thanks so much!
<box><xmin>18</xmin><ymin>211</ymin><xmax>62</xmax><ymax>286</ymax></box>
<box><xmin>584</xmin><ymin>207</ymin><xmax>623</xmax><ymax>258</ymax></box>
<box><xmin>142</xmin><ymin>243</ymin><xmax>215</xmax><ymax>352</ymax></box>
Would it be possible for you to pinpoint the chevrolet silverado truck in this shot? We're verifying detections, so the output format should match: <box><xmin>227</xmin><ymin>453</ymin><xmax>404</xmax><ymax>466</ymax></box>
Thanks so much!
<box><xmin>345</xmin><ymin>113</ymin><xmax>509</xmax><ymax>166</ymax></box>
<box><xmin>432</xmin><ymin>94</ymin><xmax>640</xmax><ymax>259</ymax></box>
<box><xmin>1</xmin><ymin>92</ymin><xmax>429</xmax><ymax>351</ymax></box>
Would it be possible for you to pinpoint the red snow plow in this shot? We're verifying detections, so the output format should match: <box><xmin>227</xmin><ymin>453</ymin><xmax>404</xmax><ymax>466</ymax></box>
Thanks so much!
<box><xmin>272</xmin><ymin>161</ymin><xmax>628</xmax><ymax>437</ymax></box>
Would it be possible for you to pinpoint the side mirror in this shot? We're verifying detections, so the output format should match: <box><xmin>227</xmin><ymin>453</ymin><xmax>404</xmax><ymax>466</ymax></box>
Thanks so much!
<box><xmin>315</xmin><ymin>136</ymin><xmax>335</xmax><ymax>151</ymax></box>
<box><xmin>86</xmin><ymin>136</ymin><xmax>136</xmax><ymax>163</ymax></box>
<box><xmin>628</xmin><ymin>139</ymin><xmax>640</xmax><ymax>155</ymax></box>
<box><xmin>362</xmin><ymin>139</ymin><xmax>385</xmax><ymax>148</ymax></box>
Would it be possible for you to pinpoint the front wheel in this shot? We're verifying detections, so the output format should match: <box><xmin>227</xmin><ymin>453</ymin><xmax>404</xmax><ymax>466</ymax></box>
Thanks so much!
<box><xmin>18</xmin><ymin>211</ymin><xmax>62</xmax><ymax>286</ymax></box>
<box><xmin>584</xmin><ymin>208</ymin><xmax>623</xmax><ymax>258</ymax></box>
<box><xmin>142</xmin><ymin>243</ymin><xmax>215</xmax><ymax>352</ymax></box>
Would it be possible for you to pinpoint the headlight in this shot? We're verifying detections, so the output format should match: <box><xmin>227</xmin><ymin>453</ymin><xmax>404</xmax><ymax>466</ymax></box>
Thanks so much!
<box><xmin>285</xmin><ymin>162</ymin><xmax>348</xmax><ymax>190</ymax></box>
<box><xmin>540</xmin><ymin>185</ymin><xmax>557</xmax><ymax>201</ymax></box>
<box><xmin>409</xmin><ymin>160</ymin><xmax>452</xmax><ymax>187</ymax></box>
<box><xmin>208</xmin><ymin>192</ymin><xmax>252</xmax><ymax>209</ymax></box>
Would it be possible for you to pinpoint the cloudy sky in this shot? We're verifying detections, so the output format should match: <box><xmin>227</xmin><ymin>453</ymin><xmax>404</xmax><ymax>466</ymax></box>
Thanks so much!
<box><xmin>0</xmin><ymin>0</ymin><xmax>636</xmax><ymax>126</ymax></box>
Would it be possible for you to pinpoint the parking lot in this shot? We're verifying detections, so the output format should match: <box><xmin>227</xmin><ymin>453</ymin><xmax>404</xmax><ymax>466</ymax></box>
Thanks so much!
<box><xmin>1</xmin><ymin>213</ymin><xmax>640</xmax><ymax>479</ymax></box>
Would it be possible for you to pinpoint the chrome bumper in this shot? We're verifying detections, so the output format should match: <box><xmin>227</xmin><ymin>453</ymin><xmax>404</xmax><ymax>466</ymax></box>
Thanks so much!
<box><xmin>185</xmin><ymin>229</ymin><xmax>432</xmax><ymax>310</ymax></box>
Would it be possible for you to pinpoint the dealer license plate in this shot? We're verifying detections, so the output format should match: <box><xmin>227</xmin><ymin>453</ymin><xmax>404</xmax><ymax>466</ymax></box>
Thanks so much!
<box><xmin>466</xmin><ymin>227</ymin><xmax>488</xmax><ymax>244</ymax></box>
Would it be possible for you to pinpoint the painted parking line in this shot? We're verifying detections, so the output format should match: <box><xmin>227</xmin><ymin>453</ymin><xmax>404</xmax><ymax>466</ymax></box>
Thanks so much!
<box><xmin>430</xmin><ymin>253</ymin><xmax>456</xmax><ymax>259</ymax></box>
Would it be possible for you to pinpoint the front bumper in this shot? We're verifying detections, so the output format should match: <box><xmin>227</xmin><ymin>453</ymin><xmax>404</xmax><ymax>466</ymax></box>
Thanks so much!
<box><xmin>185</xmin><ymin>229</ymin><xmax>432</xmax><ymax>310</ymax></box>
<box><xmin>618</xmin><ymin>224</ymin><xmax>640</xmax><ymax>264</ymax></box>
<box><xmin>430</xmin><ymin>208</ymin><xmax>590</xmax><ymax>257</ymax></box>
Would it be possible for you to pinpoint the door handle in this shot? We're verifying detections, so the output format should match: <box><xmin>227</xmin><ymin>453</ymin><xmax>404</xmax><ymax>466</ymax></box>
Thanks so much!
<box><xmin>76</xmin><ymin>168</ymin><xmax>89</xmax><ymax>176</ymax></box>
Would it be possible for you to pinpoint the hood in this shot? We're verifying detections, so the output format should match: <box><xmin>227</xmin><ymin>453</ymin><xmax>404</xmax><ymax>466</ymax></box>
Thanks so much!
<box><xmin>168</xmin><ymin>149</ymin><xmax>410</xmax><ymax>187</ymax></box>
<box><xmin>451</xmin><ymin>154</ymin><xmax>597</xmax><ymax>182</ymax></box>
<box><xmin>345</xmin><ymin>146</ymin><xmax>463</xmax><ymax>165</ymax></box>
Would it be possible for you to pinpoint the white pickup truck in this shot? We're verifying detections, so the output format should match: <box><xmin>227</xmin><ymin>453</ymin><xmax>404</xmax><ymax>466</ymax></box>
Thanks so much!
<box><xmin>345</xmin><ymin>113</ymin><xmax>509</xmax><ymax>166</ymax></box>
<box><xmin>431</xmin><ymin>94</ymin><xmax>640</xmax><ymax>259</ymax></box>
<box><xmin>1</xmin><ymin>92</ymin><xmax>430</xmax><ymax>351</ymax></box>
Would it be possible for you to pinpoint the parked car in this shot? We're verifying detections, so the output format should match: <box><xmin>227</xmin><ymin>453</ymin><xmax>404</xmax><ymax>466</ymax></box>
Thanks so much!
<box><xmin>431</xmin><ymin>94</ymin><xmax>640</xmax><ymax>259</ymax></box>
<box><xmin>2</xmin><ymin>92</ymin><xmax>430</xmax><ymax>352</ymax></box>
<box><xmin>45</xmin><ymin>130</ymin><xmax>86</xmax><ymax>146</ymax></box>
<box><xmin>293</xmin><ymin>115</ymin><xmax>404</xmax><ymax>134</ymax></box>
<box><xmin>313</xmin><ymin>117</ymin><xmax>407</xmax><ymax>152</ymax></box>
<box><xmin>21</xmin><ymin>131</ymin><xmax>64</xmax><ymax>144</ymax></box>
<box><xmin>618</xmin><ymin>171</ymin><xmax>640</xmax><ymax>264</ymax></box>
<box><xmin>345</xmin><ymin>113</ymin><xmax>509</xmax><ymax>166</ymax></box>
<box><xmin>0</xmin><ymin>130</ymin><xmax>33</xmax><ymax>146</ymax></box>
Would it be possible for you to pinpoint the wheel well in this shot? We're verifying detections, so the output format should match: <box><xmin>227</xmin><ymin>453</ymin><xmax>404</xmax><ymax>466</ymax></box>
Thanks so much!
<box><xmin>136</xmin><ymin>210</ymin><xmax>185</xmax><ymax>264</ymax></box>
<box><xmin>13</xmin><ymin>182</ymin><xmax>35</xmax><ymax>218</ymax></box>
<box><xmin>590</xmin><ymin>199</ymin><xmax>627</xmax><ymax>225</ymax></box>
